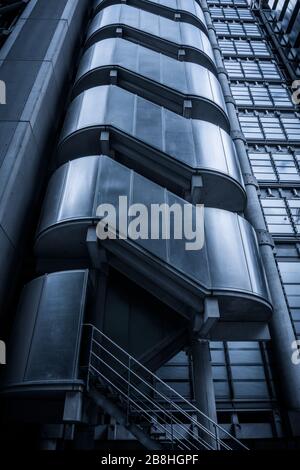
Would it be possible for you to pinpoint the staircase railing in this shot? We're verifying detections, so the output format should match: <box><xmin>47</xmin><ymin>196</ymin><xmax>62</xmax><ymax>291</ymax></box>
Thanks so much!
<box><xmin>83</xmin><ymin>324</ymin><xmax>249</xmax><ymax>451</ymax></box>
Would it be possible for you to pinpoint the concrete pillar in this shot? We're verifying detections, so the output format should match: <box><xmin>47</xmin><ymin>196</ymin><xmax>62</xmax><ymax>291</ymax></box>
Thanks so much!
<box><xmin>200</xmin><ymin>0</ymin><xmax>300</xmax><ymax>428</ymax></box>
<box><xmin>191</xmin><ymin>338</ymin><xmax>218</xmax><ymax>449</ymax></box>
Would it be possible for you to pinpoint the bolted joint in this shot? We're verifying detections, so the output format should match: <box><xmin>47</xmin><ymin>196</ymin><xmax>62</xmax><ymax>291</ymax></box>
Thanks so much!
<box><xmin>207</xmin><ymin>24</ymin><xmax>216</xmax><ymax>32</ymax></box>
<box><xmin>109</xmin><ymin>69</ymin><xmax>118</xmax><ymax>85</ymax></box>
<box><xmin>178</xmin><ymin>49</ymin><xmax>186</xmax><ymax>61</ymax></box>
<box><xmin>224</xmin><ymin>95</ymin><xmax>236</xmax><ymax>106</ymax></box>
<box><xmin>231</xmin><ymin>129</ymin><xmax>246</xmax><ymax>143</ymax></box>
<box><xmin>212</xmin><ymin>44</ymin><xmax>221</xmax><ymax>52</ymax></box>
<box><xmin>256</xmin><ymin>229</ymin><xmax>275</xmax><ymax>248</ymax></box>
<box><xmin>100</xmin><ymin>131</ymin><xmax>111</xmax><ymax>155</ymax></box>
<box><xmin>217</xmin><ymin>66</ymin><xmax>229</xmax><ymax>77</ymax></box>
<box><xmin>183</xmin><ymin>100</ymin><xmax>193</xmax><ymax>118</ymax></box>
<box><xmin>243</xmin><ymin>173</ymin><xmax>259</xmax><ymax>188</ymax></box>
<box><xmin>116</xmin><ymin>27</ymin><xmax>123</xmax><ymax>37</ymax></box>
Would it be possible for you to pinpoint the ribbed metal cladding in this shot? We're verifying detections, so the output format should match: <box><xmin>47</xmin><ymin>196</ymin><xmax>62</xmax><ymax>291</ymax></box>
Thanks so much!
<box><xmin>3</xmin><ymin>0</ymin><xmax>273</xmax><ymax>396</ymax></box>
<box><xmin>40</xmin><ymin>1</ymin><xmax>271</xmax><ymax>324</ymax></box>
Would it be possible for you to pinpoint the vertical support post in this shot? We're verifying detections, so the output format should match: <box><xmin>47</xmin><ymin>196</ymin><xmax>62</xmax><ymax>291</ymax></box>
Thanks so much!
<box><xmin>191</xmin><ymin>338</ymin><xmax>218</xmax><ymax>449</ymax></box>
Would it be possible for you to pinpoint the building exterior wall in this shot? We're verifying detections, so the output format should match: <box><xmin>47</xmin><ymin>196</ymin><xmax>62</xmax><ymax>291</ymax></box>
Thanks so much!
<box><xmin>0</xmin><ymin>0</ymin><xmax>300</xmax><ymax>450</ymax></box>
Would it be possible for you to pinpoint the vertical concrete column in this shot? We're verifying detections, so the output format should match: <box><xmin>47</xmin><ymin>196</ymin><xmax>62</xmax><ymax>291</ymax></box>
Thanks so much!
<box><xmin>191</xmin><ymin>338</ymin><xmax>218</xmax><ymax>448</ymax></box>
<box><xmin>200</xmin><ymin>0</ymin><xmax>300</xmax><ymax>429</ymax></box>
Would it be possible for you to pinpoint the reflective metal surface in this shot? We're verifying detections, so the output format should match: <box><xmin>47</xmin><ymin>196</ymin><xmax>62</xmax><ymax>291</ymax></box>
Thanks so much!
<box><xmin>85</xmin><ymin>5</ymin><xmax>216</xmax><ymax>72</ymax></box>
<box><xmin>93</xmin><ymin>0</ymin><xmax>207</xmax><ymax>31</ymax></box>
<box><xmin>74</xmin><ymin>38</ymin><xmax>228</xmax><ymax>126</ymax></box>
<box><xmin>58</xmin><ymin>85</ymin><xmax>245</xmax><ymax>211</ymax></box>
<box><xmin>35</xmin><ymin>156</ymin><xmax>271</xmax><ymax>321</ymax></box>
<box><xmin>3</xmin><ymin>270</ymin><xmax>88</xmax><ymax>388</ymax></box>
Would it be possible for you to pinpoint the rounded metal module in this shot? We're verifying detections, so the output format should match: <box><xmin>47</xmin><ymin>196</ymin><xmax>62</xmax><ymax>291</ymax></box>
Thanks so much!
<box><xmin>58</xmin><ymin>85</ymin><xmax>246</xmax><ymax>212</ymax></box>
<box><xmin>35</xmin><ymin>155</ymin><xmax>272</xmax><ymax>323</ymax></box>
<box><xmin>93</xmin><ymin>0</ymin><xmax>208</xmax><ymax>32</ymax></box>
<box><xmin>73</xmin><ymin>38</ymin><xmax>229</xmax><ymax>128</ymax></box>
<box><xmin>85</xmin><ymin>4</ymin><xmax>216</xmax><ymax>73</ymax></box>
<box><xmin>1</xmin><ymin>270</ymin><xmax>89</xmax><ymax>397</ymax></box>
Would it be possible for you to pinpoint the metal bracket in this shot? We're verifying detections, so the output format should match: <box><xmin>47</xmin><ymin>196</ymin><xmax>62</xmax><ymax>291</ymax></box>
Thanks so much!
<box><xmin>110</xmin><ymin>69</ymin><xmax>118</xmax><ymax>85</ymax></box>
<box><xmin>243</xmin><ymin>173</ymin><xmax>259</xmax><ymax>188</ymax></box>
<box><xmin>217</xmin><ymin>66</ymin><xmax>228</xmax><ymax>77</ymax></box>
<box><xmin>183</xmin><ymin>100</ymin><xmax>193</xmax><ymax>118</ymax></box>
<box><xmin>63</xmin><ymin>391</ymin><xmax>83</xmax><ymax>423</ymax></box>
<box><xmin>256</xmin><ymin>229</ymin><xmax>275</xmax><ymax>248</ymax></box>
<box><xmin>191</xmin><ymin>175</ymin><xmax>203</xmax><ymax>205</ymax></box>
<box><xmin>193</xmin><ymin>298</ymin><xmax>220</xmax><ymax>338</ymax></box>
<box><xmin>116</xmin><ymin>27</ymin><xmax>123</xmax><ymax>37</ymax></box>
<box><xmin>100</xmin><ymin>131</ymin><xmax>111</xmax><ymax>155</ymax></box>
<box><xmin>224</xmin><ymin>95</ymin><xmax>236</xmax><ymax>106</ymax></box>
<box><xmin>207</xmin><ymin>25</ymin><xmax>216</xmax><ymax>32</ymax></box>
<box><xmin>178</xmin><ymin>49</ymin><xmax>186</xmax><ymax>61</ymax></box>
<box><xmin>212</xmin><ymin>45</ymin><xmax>222</xmax><ymax>53</ymax></box>
<box><xmin>231</xmin><ymin>130</ymin><xmax>246</xmax><ymax>143</ymax></box>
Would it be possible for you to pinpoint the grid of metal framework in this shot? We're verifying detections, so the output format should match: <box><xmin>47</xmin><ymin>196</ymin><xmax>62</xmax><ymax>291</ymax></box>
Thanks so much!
<box><xmin>158</xmin><ymin>0</ymin><xmax>300</xmax><ymax>441</ymax></box>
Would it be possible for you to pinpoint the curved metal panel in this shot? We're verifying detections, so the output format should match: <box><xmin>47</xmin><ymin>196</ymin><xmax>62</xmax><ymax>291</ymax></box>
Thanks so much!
<box><xmin>35</xmin><ymin>156</ymin><xmax>272</xmax><ymax>321</ymax></box>
<box><xmin>85</xmin><ymin>5</ymin><xmax>216</xmax><ymax>72</ymax></box>
<box><xmin>58</xmin><ymin>85</ymin><xmax>245</xmax><ymax>212</ymax></box>
<box><xmin>93</xmin><ymin>0</ymin><xmax>207</xmax><ymax>31</ymax></box>
<box><xmin>3</xmin><ymin>270</ymin><xmax>88</xmax><ymax>390</ymax></box>
<box><xmin>74</xmin><ymin>38</ymin><xmax>228</xmax><ymax>127</ymax></box>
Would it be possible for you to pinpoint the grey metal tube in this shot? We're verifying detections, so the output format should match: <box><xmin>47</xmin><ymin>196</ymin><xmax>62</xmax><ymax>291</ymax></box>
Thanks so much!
<box><xmin>191</xmin><ymin>339</ymin><xmax>218</xmax><ymax>449</ymax></box>
<box><xmin>200</xmin><ymin>0</ymin><xmax>300</xmax><ymax>414</ymax></box>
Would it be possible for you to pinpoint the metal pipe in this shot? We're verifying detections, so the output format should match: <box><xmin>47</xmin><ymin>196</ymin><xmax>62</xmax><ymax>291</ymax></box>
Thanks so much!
<box><xmin>191</xmin><ymin>338</ymin><xmax>218</xmax><ymax>449</ymax></box>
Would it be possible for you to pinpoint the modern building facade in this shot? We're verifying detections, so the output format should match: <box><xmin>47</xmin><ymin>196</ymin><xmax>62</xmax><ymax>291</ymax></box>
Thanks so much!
<box><xmin>0</xmin><ymin>0</ymin><xmax>300</xmax><ymax>451</ymax></box>
<box><xmin>266</xmin><ymin>0</ymin><xmax>300</xmax><ymax>66</ymax></box>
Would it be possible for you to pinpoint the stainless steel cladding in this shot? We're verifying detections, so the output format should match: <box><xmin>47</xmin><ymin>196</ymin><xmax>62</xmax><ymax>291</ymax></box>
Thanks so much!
<box><xmin>93</xmin><ymin>0</ymin><xmax>208</xmax><ymax>30</ymax></box>
<box><xmin>58</xmin><ymin>85</ymin><xmax>245</xmax><ymax>211</ymax></box>
<box><xmin>85</xmin><ymin>5</ymin><xmax>216</xmax><ymax>71</ymax></box>
<box><xmin>73</xmin><ymin>38</ymin><xmax>228</xmax><ymax>127</ymax></box>
<box><xmin>35</xmin><ymin>155</ymin><xmax>272</xmax><ymax>322</ymax></box>
<box><xmin>3</xmin><ymin>271</ymin><xmax>89</xmax><ymax>391</ymax></box>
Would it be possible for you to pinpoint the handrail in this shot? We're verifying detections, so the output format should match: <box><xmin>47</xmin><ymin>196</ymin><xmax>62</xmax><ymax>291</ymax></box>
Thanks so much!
<box><xmin>89</xmin><ymin>364</ymin><xmax>194</xmax><ymax>451</ymax></box>
<box><xmin>83</xmin><ymin>323</ymin><xmax>249</xmax><ymax>450</ymax></box>
<box><xmin>89</xmin><ymin>360</ymin><xmax>212</xmax><ymax>451</ymax></box>
<box><xmin>90</xmin><ymin>344</ymin><xmax>218</xmax><ymax>450</ymax></box>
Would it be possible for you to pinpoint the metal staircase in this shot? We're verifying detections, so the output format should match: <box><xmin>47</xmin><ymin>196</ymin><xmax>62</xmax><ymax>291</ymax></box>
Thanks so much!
<box><xmin>83</xmin><ymin>324</ymin><xmax>249</xmax><ymax>451</ymax></box>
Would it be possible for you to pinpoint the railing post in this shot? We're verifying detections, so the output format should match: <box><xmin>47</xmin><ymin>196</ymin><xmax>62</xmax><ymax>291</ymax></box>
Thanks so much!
<box><xmin>214</xmin><ymin>424</ymin><xmax>221</xmax><ymax>451</ymax></box>
<box><xmin>126</xmin><ymin>356</ymin><xmax>132</xmax><ymax>426</ymax></box>
<box><xmin>86</xmin><ymin>325</ymin><xmax>94</xmax><ymax>392</ymax></box>
<box><xmin>171</xmin><ymin>413</ymin><xmax>174</xmax><ymax>450</ymax></box>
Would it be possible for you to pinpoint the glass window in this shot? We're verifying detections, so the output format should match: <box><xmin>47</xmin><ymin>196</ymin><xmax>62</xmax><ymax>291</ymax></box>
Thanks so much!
<box><xmin>225</xmin><ymin>60</ymin><xmax>282</xmax><ymax>80</ymax></box>
<box><xmin>219</xmin><ymin>39</ymin><xmax>271</xmax><ymax>57</ymax></box>
<box><xmin>240</xmin><ymin>113</ymin><xmax>300</xmax><ymax>143</ymax></box>
<box><xmin>210</xmin><ymin>6</ymin><xmax>254</xmax><ymax>21</ymax></box>
<box><xmin>261</xmin><ymin>198</ymin><xmax>294</xmax><ymax>234</ymax></box>
<box><xmin>248</xmin><ymin>151</ymin><xmax>277</xmax><ymax>182</ymax></box>
<box><xmin>249</xmin><ymin>148</ymin><xmax>300</xmax><ymax>183</ymax></box>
